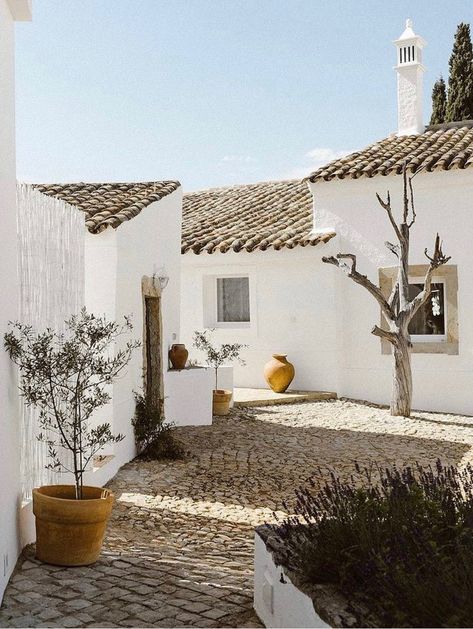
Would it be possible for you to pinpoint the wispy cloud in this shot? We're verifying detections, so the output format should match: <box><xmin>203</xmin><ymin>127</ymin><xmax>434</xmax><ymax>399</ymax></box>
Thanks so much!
<box><xmin>285</xmin><ymin>147</ymin><xmax>353</xmax><ymax>180</ymax></box>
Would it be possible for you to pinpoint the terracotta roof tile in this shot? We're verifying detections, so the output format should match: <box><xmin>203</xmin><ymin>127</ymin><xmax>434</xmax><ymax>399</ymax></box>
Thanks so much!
<box><xmin>182</xmin><ymin>179</ymin><xmax>335</xmax><ymax>255</ymax></box>
<box><xmin>307</xmin><ymin>123</ymin><xmax>473</xmax><ymax>182</ymax></box>
<box><xmin>35</xmin><ymin>181</ymin><xmax>181</xmax><ymax>233</ymax></box>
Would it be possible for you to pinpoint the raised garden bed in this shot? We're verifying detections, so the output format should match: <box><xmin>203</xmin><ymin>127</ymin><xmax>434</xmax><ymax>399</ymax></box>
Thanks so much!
<box><xmin>254</xmin><ymin>462</ymin><xmax>473</xmax><ymax>628</ymax></box>
<box><xmin>254</xmin><ymin>527</ymin><xmax>358</xmax><ymax>628</ymax></box>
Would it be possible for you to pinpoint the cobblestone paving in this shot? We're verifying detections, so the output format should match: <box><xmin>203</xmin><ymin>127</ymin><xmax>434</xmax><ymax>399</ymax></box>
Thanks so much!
<box><xmin>1</xmin><ymin>399</ymin><xmax>473</xmax><ymax>628</ymax></box>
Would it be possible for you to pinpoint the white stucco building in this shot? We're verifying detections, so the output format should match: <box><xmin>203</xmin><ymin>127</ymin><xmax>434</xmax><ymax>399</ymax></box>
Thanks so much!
<box><xmin>33</xmin><ymin>181</ymin><xmax>214</xmax><ymax>486</ymax></box>
<box><xmin>0</xmin><ymin>0</ymin><xmax>32</xmax><ymax>601</ymax></box>
<box><xmin>3</xmin><ymin>179</ymin><xmax>213</xmax><ymax>597</ymax></box>
<box><xmin>180</xmin><ymin>20</ymin><xmax>473</xmax><ymax>416</ymax></box>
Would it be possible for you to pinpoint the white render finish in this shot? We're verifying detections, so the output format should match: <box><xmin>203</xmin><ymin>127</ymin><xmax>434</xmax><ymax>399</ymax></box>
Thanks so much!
<box><xmin>165</xmin><ymin>368</ymin><xmax>214</xmax><ymax>426</ymax></box>
<box><xmin>394</xmin><ymin>19</ymin><xmax>426</xmax><ymax>135</ymax></box>
<box><xmin>310</xmin><ymin>169</ymin><xmax>473</xmax><ymax>415</ymax></box>
<box><xmin>181</xmin><ymin>246</ymin><xmax>339</xmax><ymax>394</ymax></box>
<box><xmin>83</xmin><ymin>188</ymin><xmax>212</xmax><ymax>485</ymax></box>
<box><xmin>254</xmin><ymin>531</ymin><xmax>329</xmax><ymax>628</ymax></box>
<box><xmin>0</xmin><ymin>0</ymin><xmax>31</xmax><ymax>602</ymax></box>
<box><xmin>181</xmin><ymin>169</ymin><xmax>473</xmax><ymax>416</ymax></box>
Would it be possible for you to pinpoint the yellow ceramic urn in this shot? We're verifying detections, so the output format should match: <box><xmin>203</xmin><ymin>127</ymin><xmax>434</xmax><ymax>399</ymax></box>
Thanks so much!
<box><xmin>264</xmin><ymin>354</ymin><xmax>295</xmax><ymax>393</ymax></box>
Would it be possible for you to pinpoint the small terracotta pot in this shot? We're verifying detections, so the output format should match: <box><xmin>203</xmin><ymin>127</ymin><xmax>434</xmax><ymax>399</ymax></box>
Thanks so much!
<box><xmin>169</xmin><ymin>343</ymin><xmax>188</xmax><ymax>370</ymax></box>
<box><xmin>213</xmin><ymin>389</ymin><xmax>232</xmax><ymax>416</ymax></box>
<box><xmin>32</xmin><ymin>485</ymin><xmax>114</xmax><ymax>566</ymax></box>
<box><xmin>263</xmin><ymin>354</ymin><xmax>295</xmax><ymax>393</ymax></box>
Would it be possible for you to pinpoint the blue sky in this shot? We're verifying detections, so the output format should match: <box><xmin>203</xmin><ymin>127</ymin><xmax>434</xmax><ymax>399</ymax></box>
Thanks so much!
<box><xmin>14</xmin><ymin>0</ymin><xmax>472</xmax><ymax>190</ymax></box>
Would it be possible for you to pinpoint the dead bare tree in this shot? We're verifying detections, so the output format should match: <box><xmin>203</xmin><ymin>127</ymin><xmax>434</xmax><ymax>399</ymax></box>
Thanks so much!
<box><xmin>322</xmin><ymin>165</ymin><xmax>450</xmax><ymax>417</ymax></box>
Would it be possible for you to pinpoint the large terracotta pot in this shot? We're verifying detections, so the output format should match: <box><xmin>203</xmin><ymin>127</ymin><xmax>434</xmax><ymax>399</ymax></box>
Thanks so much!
<box><xmin>213</xmin><ymin>389</ymin><xmax>232</xmax><ymax>416</ymax></box>
<box><xmin>264</xmin><ymin>354</ymin><xmax>295</xmax><ymax>393</ymax></box>
<box><xmin>32</xmin><ymin>485</ymin><xmax>114</xmax><ymax>566</ymax></box>
<box><xmin>169</xmin><ymin>343</ymin><xmax>188</xmax><ymax>370</ymax></box>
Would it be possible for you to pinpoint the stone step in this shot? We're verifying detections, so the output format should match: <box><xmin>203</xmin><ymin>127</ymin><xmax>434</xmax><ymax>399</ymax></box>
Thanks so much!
<box><xmin>233</xmin><ymin>388</ymin><xmax>337</xmax><ymax>407</ymax></box>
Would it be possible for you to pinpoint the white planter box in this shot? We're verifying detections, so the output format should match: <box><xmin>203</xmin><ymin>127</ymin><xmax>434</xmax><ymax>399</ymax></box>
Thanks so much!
<box><xmin>254</xmin><ymin>531</ymin><xmax>330</xmax><ymax>628</ymax></box>
<box><xmin>165</xmin><ymin>366</ymin><xmax>213</xmax><ymax>426</ymax></box>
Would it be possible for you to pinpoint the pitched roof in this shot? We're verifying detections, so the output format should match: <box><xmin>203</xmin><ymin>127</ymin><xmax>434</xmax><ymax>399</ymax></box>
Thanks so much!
<box><xmin>181</xmin><ymin>179</ymin><xmax>335</xmax><ymax>255</ymax></box>
<box><xmin>308</xmin><ymin>123</ymin><xmax>473</xmax><ymax>183</ymax></box>
<box><xmin>35</xmin><ymin>181</ymin><xmax>181</xmax><ymax>233</ymax></box>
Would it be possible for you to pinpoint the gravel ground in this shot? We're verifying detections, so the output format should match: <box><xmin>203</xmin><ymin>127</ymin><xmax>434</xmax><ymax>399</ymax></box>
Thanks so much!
<box><xmin>1</xmin><ymin>399</ymin><xmax>472</xmax><ymax>628</ymax></box>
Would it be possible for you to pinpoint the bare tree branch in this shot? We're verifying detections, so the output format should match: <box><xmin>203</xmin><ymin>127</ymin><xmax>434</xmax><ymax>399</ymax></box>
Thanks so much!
<box><xmin>371</xmin><ymin>325</ymin><xmax>398</xmax><ymax>345</ymax></box>
<box><xmin>402</xmin><ymin>162</ymin><xmax>409</xmax><ymax>224</ymax></box>
<box><xmin>376</xmin><ymin>190</ymin><xmax>403</xmax><ymax>243</ymax></box>
<box><xmin>385</xmin><ymin>241</ymin><xmax>400</xmax><ymax>258</ymax></box>
<box><xmin>406</xmin><ymin>233</ymin><xmax>451</xmax><ymax>319</ymax></box>
<box><xmin>388</xmin><ymin>282</ymin><xmax>399</xmax><ymax>311</ymax></box>
<box><xmin>323</xmin><ymin>253</ymin><xmax>394</xmax><ymax>322</ymax></box>
<box><xmin>407</xmin><ymin>173</ymin><xmax>416</xmax><ymax>228</ymax></box>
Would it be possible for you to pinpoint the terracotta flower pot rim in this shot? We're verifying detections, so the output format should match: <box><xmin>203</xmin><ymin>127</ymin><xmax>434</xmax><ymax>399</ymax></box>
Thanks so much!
<box><xmin>33</xmin><ymin>485</ymin><xmax>113</xmax><ymax>504</ymax></box>
<box><xmin>213</xmin><ymin>389</ymin><xmax>232</xmax><ymax>396</ymax></box>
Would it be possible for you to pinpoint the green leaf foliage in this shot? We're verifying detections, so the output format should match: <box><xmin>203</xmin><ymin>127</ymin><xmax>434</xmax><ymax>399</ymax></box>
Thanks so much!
<box><xmin>192</xmin><ymin>329</ymin><xmax>247</xmax><ymax>390</ymax></box>
<box><xmin>131</xmin><ymin>391</ymin><xmax>184</xmax><ymax>460</ymax></box>
<box><xmin>4</xmin><ymin>308</ymin><xmax>140</xmax><ymax>499</ymax></box>
<box><xmin>446</xmin><ymin>23</ymin><xmax>473</xmax><ymax>122</ymax></box>
<box><xmin>430</xmin><ymin>76</ymin><xmax>447</xmax><ymax>125</ymax></box>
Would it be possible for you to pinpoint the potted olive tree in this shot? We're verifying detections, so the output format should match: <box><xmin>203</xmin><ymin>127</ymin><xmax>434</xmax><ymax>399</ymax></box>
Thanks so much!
<box><xmin>193</xmin><ymin>330</ymin><xmax>246</xmax><ymax>416</ymax></box>
<box><xmin>4</xmin><ymin>308</ymin><xmax>139</xmax><ymax>566</ymax></box>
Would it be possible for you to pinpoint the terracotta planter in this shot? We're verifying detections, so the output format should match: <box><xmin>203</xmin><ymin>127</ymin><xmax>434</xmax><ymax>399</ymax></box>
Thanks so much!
<box><xmin>213</xmin><ymin>389</ymin><xmax>232</xmax><ymax>416</ymax></box>
<box><xmin>169</xmin><ymin>343</ymin><xmax>188</xmax><ymax>370</ymax></box>
<box><xmin>32</xmin><ymin>485</ymin><xmax>114</xmax><ymax>566</ymax></box>
<box><xmin>263</xmin><ymin>354</ymin><xmax>295</xmax><ymax>393</ymax></box>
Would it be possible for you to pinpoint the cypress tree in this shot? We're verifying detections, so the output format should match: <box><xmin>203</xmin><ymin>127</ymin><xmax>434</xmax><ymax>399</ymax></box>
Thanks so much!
<box><xmin>430</xmin><ymin>76</ymin><xmax>447</xmax><ymax>125</ymax></box>
<box><xmin>446</xmin><ymin>23</ymin><xmax>473</xmax><ymax>122</ymax></box>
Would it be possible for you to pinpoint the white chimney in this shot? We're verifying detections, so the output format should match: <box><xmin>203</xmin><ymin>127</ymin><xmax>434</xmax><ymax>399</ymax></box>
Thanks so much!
<box><xmin>394</xmin><ymin>19</ymin><xmax>426</xmax><ymax>136</ymax></box>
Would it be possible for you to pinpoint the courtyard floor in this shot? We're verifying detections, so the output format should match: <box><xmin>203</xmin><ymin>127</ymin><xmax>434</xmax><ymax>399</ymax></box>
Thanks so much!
<box><xmin>1</xmin><ymin>399</ymin><xmax>473</xmax><ymax>628</ymax></box>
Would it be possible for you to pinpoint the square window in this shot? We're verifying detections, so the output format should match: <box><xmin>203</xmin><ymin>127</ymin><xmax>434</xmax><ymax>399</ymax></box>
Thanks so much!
<box><xmin>216</xmin><ymin>277</ymin><xmax>250</xmax><ymax>323</ymax></box>
<box><xmin>408</xmin><ymin>282</ymin><xmax>446</xmax><ymax>337</ymax></box>
<box><xmin>378</xmin><ymin>265</ymin><xmax>458</xmax><ymax>355</ymax></box>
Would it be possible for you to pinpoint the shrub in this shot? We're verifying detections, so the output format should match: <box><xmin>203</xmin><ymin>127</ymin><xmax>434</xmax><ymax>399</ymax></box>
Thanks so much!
<box><xmin>132</xmin><ymin>391</ymin><xmax>184</xmax><ymax>460</ymax></box>
<box><xmin>193</xmin><ymin>329</ymin><xmax>247</xmax><ymax>390</ymax></box>
<box><xmin>4</xmin><ymin>309</ymin><xmax>139</xmax><ymax>499</ymax></box>
<box><xmin>271</xmin><ymin>461</ymin><xmax>473</xmax><ymax>627</ymax></box>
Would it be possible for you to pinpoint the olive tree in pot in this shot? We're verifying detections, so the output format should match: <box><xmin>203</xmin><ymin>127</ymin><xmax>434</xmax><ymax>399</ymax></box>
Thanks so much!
<box><xmin>4</xmin><ymin>308</ymin><xmax>139</xmax><ymax>566</ymax></box>
<box><xmin>193</xmin><ymin>330</ymin><xmax>246</xmax><ymax>416</ymax></box>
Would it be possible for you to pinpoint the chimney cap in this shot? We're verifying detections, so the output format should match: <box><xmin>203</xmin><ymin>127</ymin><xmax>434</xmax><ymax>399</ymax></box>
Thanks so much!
<box><xmin>394</xmin><ymin>18</ymin><xmax>426</xmax><ymax>47</ymax></box>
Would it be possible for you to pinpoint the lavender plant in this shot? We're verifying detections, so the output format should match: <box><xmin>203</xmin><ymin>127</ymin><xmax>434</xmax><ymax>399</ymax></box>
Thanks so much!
<box><xmin>193</xmin><ymin>329</ymin><xmax>247</xmax><ymax>390</ymax></box>
<box><xmin>4</xmin><ymin>308</ymin><xmax>140</xmax><ymax>499</ymax></box>
<box><xmin>271</xmin><ymin>461</ymin><xmax>473</xmax><ymax>627</ymax></box>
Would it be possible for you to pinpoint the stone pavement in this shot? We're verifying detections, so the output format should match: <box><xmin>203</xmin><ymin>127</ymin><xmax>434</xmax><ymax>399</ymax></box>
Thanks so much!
<box><xmin>1</xmin><ymin>399</ymin><xmax>473</xmax><ymax>628</ymax></box>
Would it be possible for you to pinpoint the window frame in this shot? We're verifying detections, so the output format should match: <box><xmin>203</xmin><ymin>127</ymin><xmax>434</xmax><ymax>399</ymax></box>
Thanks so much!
<box><xmin>202</xmin><ymin>272</ymin><xmax>254</xmax><ymax>330</ymax></box>
<box><xmin>215</xmin><ymin>276</ymin><xmax>251</xmax><ymax>326</ymax></box>
<box><xmin>408</xmin><ymin>276</ymin><xmax>447</xmax><ymax>344</ymax></box>
<box><xmin>378</xmin><ymin>265</ymin><xmax>458</xmax><ymax>355</ymax></box>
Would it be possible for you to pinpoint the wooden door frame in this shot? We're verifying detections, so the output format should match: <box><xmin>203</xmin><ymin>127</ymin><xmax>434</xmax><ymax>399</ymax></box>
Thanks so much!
<box><xmin>141</xmin><ymin>276</ymin><xmax>164</xmax><ymax>411</ymax></box>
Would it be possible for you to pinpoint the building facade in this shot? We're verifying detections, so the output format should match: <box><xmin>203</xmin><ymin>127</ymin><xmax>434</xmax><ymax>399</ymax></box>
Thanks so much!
<box><xmin>180</xmin><ymin>21</ymin><xmax>473</xmax><ymax>415</ymax></box>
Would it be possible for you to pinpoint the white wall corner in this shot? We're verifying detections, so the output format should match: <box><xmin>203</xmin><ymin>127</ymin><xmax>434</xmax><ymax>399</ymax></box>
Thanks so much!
<box><xmin>309</xmin><ymin>182</ymin><xmax>336</xmax><ymax>234</ymax></box>
<box><xmin>7</xmin><ymin>0</ymin><xmax>32</xmax><ymax>20</ymax></box>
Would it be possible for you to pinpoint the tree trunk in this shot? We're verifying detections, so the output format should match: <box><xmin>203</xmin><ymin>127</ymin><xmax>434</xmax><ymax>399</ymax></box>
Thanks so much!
<box><xmin>391</xmin><ymin>335</ymin><xmax>412</xmax><ymax>416</ymax></box>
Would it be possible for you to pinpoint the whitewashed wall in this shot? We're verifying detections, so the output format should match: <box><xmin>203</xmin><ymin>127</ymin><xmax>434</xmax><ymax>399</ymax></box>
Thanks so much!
<box><xmin>181</xmin><ymin>168</ymin><xmax>473</xmax><ymax>416</ymax></box>
<box><xmin>180</xmin><ymin>246</ymin><xmax>339</xmax><ymax>394</ymax></box>
<box><xmin>84</xmin><ymin>187</ymin><xmax>212</xmax><ymax>486</ymax></box>
<box><xmin>310</xmin><ymin>169</ymin><xmax>473</xmax><ymax>415</ymax></box>
<box><xmin>0</xmin><ymin>0</ymin><xmax>31</xmax><ymax>603</ymax></box>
